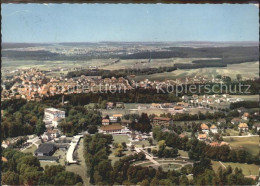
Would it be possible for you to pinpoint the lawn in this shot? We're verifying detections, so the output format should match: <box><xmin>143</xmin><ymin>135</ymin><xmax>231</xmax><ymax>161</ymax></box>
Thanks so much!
<box><xmin>113</xmin><ymin>135</ymin><xmax>130</xmax><ymax>144</ymax></box>
<box><xmin>132</xmin><ymin>140</ymin><xmax>150</xmax><ymax>148</ymax></box>
<box><xmin>223</xmin><ymin>136</ymin><xmax>259</xmax><ymax>155</ymax></box>
<box><xmin>225</xmin><ymin>129</ymin><xmax>239</xmax><ymax>136</ymax></box>
<box><xmin>178</xmin><ymin>150</ymin><xmax>189</xmax><ymax>157</ymax></box>
<box><xmin>212</xmin><ymin>161</ymin><xmax>260</xmax><ymax>176</ymax></box>
<box><xmin>222</xmin><ymin>162</ymin><xmax>260</xmax><ymax>176</ymax></box>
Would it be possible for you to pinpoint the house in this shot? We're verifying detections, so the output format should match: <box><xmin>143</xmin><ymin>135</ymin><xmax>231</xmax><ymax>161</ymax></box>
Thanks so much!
<box><xmin>198</xmin><ymin>134</ymin><xmax>207</xmax><ymax>141</ymax></box>
<box><xmin>2</xmin><ymin>157</ymin><xmax>8</xmax><ymax>162</ymax></box>
<box><xmin>152</xmin><ymin>117</ymin><xmax>173</xmax><ymax>127</ymax></box>
<box><xmin>99</xmin><ymin>124</ymin><xmax>130</xmax><ymax>134</ymax></box>
<box><xmin>238</xmin><ymin>123</ymin><xmax>248</xmax><ymax>132</ymax></box>
<box><xmin>200</xmin><ymin>123</ymin><xmax>209</xmax><ymax>134</ymax></box>
<box><xmin>102</xmin><ymin>119</ymin><xmax>110</xmax><ymax>125</ymax></box>
<box><xmin>34</xmin><ymin>144</ymin><xmax>56</xmax><ymax>156</ymax></box>
<box><xmin>210</xmin><ymin>125</ymin><xmax>218</xmax><ymax>134</ymax></box>
<box><xmin>231</xmin><ymin>118</ymin><xmax>242</xmax><ymax>125</ymax></box>
<box><xmin>209</xmin><ymin>142</ymin><xmax>220</xmax><ymax>147</ymax></box>
<box><xmin>242</xmin><ymin>112</ymin><xmax>250</xmax><ymax>120</ymax></box>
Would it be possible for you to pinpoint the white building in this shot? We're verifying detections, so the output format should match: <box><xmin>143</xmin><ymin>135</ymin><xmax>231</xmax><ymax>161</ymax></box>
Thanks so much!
<box><xmin>43</xmin><ymin>108</ymin><xmax>65</xmax><ymax>128</ymax></box>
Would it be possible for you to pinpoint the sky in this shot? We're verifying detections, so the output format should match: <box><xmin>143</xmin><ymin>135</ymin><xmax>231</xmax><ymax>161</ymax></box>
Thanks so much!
<box><xmin>1</xmin><ymin>4</ymin><xmax>259</xmax><ymax>43</ymax></box>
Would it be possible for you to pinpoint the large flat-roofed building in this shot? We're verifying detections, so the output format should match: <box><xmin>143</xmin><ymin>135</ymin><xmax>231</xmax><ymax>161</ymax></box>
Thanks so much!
<box><xmin>99</xmin><ymin>124</ymin><xmax>130</xmax><ymax>134</ymax></box>
<box><xmin>152</xmin><ymin>117</ymin><xmax>173</xmax><ymax>127</ymax></box>
<box><xmin>34</xmin><ymin>143</ymin><xmax>56</xmax><ymax>156</ymax></box>
<box><xmin>44</xmin><ymin>108</ymin><xmax>65</xmax><ymax>121</ymax></box>
<box><xmin>44</xmin><ymin>108</ymin><xmax>65</xmax><ymax>128</ymax></box>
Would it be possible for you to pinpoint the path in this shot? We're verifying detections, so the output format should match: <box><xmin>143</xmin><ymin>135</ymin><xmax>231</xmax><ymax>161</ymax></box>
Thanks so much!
<box><xmin>135</xmin><ymin>147</ymin><xmax>159</xmax><ymax>165</ymax></box>
<box><xmin>219</xmin><ymin>161</ymin><xmax>226</xmax><ymax>169</ymax></box>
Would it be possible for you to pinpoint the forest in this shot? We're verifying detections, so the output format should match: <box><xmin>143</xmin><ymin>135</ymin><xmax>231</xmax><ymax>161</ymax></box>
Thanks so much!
<box><xmin>1</xmin><ymin>149</ymin><xmax>83</xmax><ymax>185</ymax></box>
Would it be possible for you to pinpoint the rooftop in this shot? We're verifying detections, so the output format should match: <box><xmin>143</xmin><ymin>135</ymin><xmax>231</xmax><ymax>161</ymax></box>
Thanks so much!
<box><xmin>35</xmin><ymin>143</ymin><xmax>55</xmax><ymax>154</ymax></box>
<box><xmin>100</xmin><ymin>124</ymin><xmax>123</xmax><ymax>131</ymax></box>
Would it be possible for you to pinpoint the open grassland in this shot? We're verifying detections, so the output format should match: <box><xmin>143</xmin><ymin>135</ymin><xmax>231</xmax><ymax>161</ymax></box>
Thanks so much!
<box><xmin>113</xmin><ymin>135</ymin><xmax>130</xmax><ymax>144</ymax></box>
<box><xmin>223</xmin><ymin>136</ymin><xmax>259</xmax><ymax>156</ymax></box>
<box><xmin>101</xmin><ymin>58</ymin><xmax>217</xmax><ymax>70</ymax></box>
<box><xmin>133</xmin><ymin>61</ymin><xmax>259</xmax><ymax>81</ymax></box>
<box><xmin>1</xmin><ymin>58</ymin><xmax>115</xmax><ymax>74</ymax></box>
<box><xmin>211</xmin><ymin>161</ymin><xmax>260</xmax><ymax>176</ymax></box>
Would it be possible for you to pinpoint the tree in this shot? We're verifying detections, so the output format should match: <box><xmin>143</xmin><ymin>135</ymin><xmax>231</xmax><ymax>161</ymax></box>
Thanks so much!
<box><xmin>148</xmin><ymin>138</ymin><xmax>153</xmax><ymax>145</ymax></box>
<box><xmin>236</xmin><ymin>74</ymin><xmax>242</xmax><ymax>81</ymax></box>
<box><xmin>1</xmin><ymin>171</ymin><xmax>20</xmax><ymax>185</ymax></box>
<box><xmin>87</xmin><ymin>125</ymin><xmax>98</xmax><ymax>134</ymax></box>
<box><xmin>114</xmin><ymin>144</ymin><xmax>124</xmax><ymax>157</ymax></box>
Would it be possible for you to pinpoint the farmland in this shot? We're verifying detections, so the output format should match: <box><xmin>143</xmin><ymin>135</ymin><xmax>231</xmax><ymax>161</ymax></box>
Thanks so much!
<box><xmin>132</xmin><ymin>61</ymin><xmax>259</xmax><ymax>81</ymax></box>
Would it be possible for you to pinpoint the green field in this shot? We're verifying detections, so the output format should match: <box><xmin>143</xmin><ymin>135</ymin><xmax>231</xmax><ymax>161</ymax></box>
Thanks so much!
<box><xmin>211</xmin><ymin>161</ymin><xmax>260</xmax><ymax>176</ymax></box>
<box><xmin>101</xmin><ymin>58</ymin><xmax>214</xmax><ymax>70</ymax></box>
<box><xmin>113</xmin><ymin>135</ymin><xmax>130</xmax><ymax>144</ymax></box>
<box><xmin>133</xmin><ymin>61</ymin><xmax>259</xmax><ymax>81</ymax></box>
<box><xmin>223</xmin><ymin>136</ymin><xmax>259</xmax><ymax>155</ymax></box>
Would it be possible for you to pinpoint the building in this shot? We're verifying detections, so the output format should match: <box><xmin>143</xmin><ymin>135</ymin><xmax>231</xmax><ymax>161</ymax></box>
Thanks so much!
<box><xmin>34</xmin><ymin>144</ymin><xmax>56</xmax><ymax>156</ymax></box>
<box><xmin>238</xmin><ymin>123</ymin><xmax>248</xmax><ymax>132</ymax></box>
<box><xmin>44</xmin><ymin>108</ymin><xmax>65</xmax><ymax>128</ymax></box>
<box><xmin>231</xmin><ymin>118</ymin><xmax>242</xmax><ymax>125</ymax></box>
<box><xmin>152</xmin><ymin>117</ymin><xmax>173</xmax><ymax>127</ymax></box>
<box><xmin>198</xmin><ymin>134</ymin><xmax>207</xmax><ymax>141</ymax></box>
<box><xmin>150</xmin><ymin>103</ymin><xmax>162</xmax><ymax>109</ymax></box>
<box><xmin>102</xmin><ymin>119</ymin><xmax>110</xmax><ymax>125</ymax></box>
<box><xmin>210</xmin><ymin>125</ymin><xmax>218</xmax><ymax>134</ymax></box>
<box><xmin>201</xmin><ymin>123</ymin><xmax>209</xmax><ymax>134</ymax></box>
<box><xmin>99</xmin><ymin>124</ymin><xmax>130</xmax><ymax>134</ymax></box>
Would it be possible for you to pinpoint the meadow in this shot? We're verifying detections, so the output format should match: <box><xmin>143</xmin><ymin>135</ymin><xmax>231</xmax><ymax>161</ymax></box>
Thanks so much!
<box><xmin>223</xmin><ymin>136</ymin><xmax>259</xmax><ymax>156</ymax></box>
<box><xmin>212</xmin><ymin>161</ymin><xmax>260</xmax><ymax>176</ymax></box>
